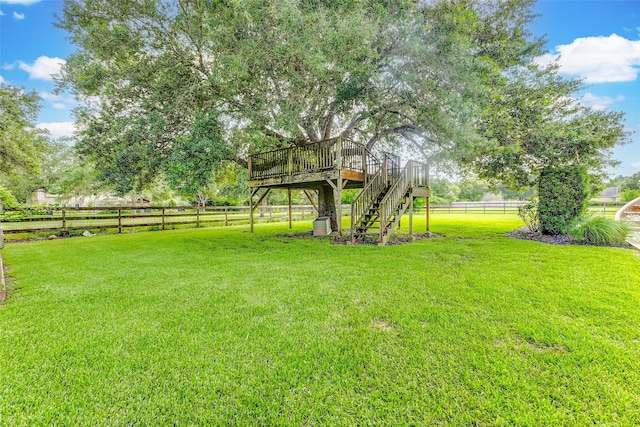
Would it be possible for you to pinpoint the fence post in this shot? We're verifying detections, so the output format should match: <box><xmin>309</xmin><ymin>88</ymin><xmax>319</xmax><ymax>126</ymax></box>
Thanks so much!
<box><xmin>162</xmin><ymin>208</ymin><xmax>166</xmax><ymax>230</ymax></box>
<box><xmin>0</xmin><ymin>244</ymin><xmax>5</xmax><ymax>292</ymax></box>
<box><xmin>0</xmin><ymin>201</ymin><xmax>3</xmax><ymax>249</ymax></box>
<box><xmin>118</xmin><ymin>209</ymin><xmax>122</xmax><ymax>234</ymax></box>
<box><xmin>62</xmin><ymin>209</ymin><xmax>67</xmax><ymax>232</ymax></box>
<box><xmin>196</xmin><ymin>207</ymin><xmax>200</xmax><ymax>228</ymax></box>
<box><xmin>0</xmin><ymin>203</ymin><xmax>4</xmax><ymax>291</ymax></box>
<box><xmin>225</xmin><ymin>207</ymin><xmax>229</xmax><ymax>227</ymax></box>
<box><xmin>504</xmin><ymin>203</ymin><xmax>506</xmax><ymax>214</ymax></box>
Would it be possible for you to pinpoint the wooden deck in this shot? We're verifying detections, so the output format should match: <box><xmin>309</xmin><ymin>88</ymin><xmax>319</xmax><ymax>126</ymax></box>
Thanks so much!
<box><xmin>248</xmin><ymin>138</ymin><xmax>376</xmax><ymax>189</ymax></box>
<box><xmin>247</xmin><ymin>138</ymin><xmax>431</xmax><ymax>243</ymax></box>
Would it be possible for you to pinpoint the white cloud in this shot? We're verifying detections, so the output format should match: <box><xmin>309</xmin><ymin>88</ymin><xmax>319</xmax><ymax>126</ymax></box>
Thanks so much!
<box><xmin>0</xmin><ymin>75</ymin><xmax>6</xmax><ymax>85</ymax></box>
<box><xmin>36</xmin><ymin>122</ymin><xmax>76</xmax><ymax>139</ymax></box>
<box><xmin>18</xmin><ymin>56</ymin><xmax>65</xmax><ymax>80</ymax></box>
<box><xmin>2</xmin><ymin>63</ymin><xmax>15</xmax><ymax>70</ymax></box>
<box><xmin>535</xmin><ymin>34</ymin><xmax>640</xmax><ymax>83</ymax></box>
<box><xmin>12</xmin><ymin>11</ymin><xmax>24</xmax><ymax>19</ymax></box>
<box><xmin>580</xmin><ymin>93</ymin><xmax>625</xmax><ymax>111</ymax></box>
<box><xmin>0</xmin><ymin>0</ymin><xmax>42</xmax><ymax>5</ymax></box>
<box><xmin>38</xmin><ymin>91</ymin><xmax>61</xmax><ymax>102</ymax></box>
<box><xmin>0</xmin><ymin>9</ymin><xmax>4</xmax><ymax>16</ymax></box>
<box><xmin>39</xmin><ymin>91</ymin><xmax>76</xmax><ymax>109</ymax></box>
<box><xmin>631</xmin><ymin>162</ymin><xmax>640</xmax><ymax>169</ymax></box>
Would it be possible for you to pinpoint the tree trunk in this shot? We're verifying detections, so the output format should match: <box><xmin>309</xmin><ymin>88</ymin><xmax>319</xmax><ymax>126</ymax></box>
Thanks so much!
<box><xmin>317</xmin><ymin>184</ymin><xmax>338</xmax><ymax>231</ymax></box>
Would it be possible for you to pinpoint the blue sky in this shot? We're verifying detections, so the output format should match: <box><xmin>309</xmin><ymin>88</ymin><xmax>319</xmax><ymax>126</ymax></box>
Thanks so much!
<box><xmin>1</xmin><ymin>0</ymin><xmax>639</xmax><ymax>178</ymax></box>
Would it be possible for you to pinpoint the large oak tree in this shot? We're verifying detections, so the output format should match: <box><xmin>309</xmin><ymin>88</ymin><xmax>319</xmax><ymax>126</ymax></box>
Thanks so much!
<box><xmin>58</xmin><ymin>0</ymin><xmax>629</xmax><ymax>226</ymax></box>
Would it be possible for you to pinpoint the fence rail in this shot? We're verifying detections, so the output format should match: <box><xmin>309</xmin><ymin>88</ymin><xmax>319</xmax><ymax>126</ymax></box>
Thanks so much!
<box><xmin>429</xmin><ymin>201</ymin><xmax>624</xmax><ymax>215</ymax></box>
<box><xmin>0</xmin><ymin>205</ymin><xmax>320</xmax><ymax>236</ymax></box>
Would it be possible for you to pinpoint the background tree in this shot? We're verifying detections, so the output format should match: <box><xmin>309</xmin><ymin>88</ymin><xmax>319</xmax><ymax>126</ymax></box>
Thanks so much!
<box><xmin>0</xmin><ymin>85</ymin><xmax>49</xmax><ymax>181</ymax></box>
<box><xmin>1</xmin><ymin>140</ymin><xmax>104</xmax><ymax>204</ymax></box>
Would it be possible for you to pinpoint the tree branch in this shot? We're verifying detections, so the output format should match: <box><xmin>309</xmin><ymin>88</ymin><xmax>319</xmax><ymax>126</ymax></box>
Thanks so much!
<box><xmin>366</xmin><ymin>124</ymin><xmax>427</xmax><ymax>150</ymax></box>
<box><xmin>227</xmin><ymin>154</ymin><xmax>248</xmax><ymax>169</ymax></box>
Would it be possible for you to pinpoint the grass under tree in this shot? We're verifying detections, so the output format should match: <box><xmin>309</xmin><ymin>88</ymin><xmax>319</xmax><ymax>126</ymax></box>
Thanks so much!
<box><xmin>1</xmin><ymin>214</ymin><xmax>639</xmax><ymax>425</ymax></box>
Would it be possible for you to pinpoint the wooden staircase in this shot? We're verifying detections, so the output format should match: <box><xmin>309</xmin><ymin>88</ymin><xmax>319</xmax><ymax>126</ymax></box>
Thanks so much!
<box><xmin>351</xmin><ymin>155</ymin><xmax>429</xmax><ymax>245</ymax></box>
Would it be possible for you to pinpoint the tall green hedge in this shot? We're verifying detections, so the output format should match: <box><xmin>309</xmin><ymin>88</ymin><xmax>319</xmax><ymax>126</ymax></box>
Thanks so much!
<box><xmin>538</xmin><ymin>165</ymin><xmax>589</xmax><ymax>235</ymax></box>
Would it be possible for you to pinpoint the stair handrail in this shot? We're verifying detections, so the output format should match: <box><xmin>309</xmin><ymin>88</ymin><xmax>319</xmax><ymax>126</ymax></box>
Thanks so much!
<box><xmin>350</xmin><ymin>157</ymin><xmax>387</xmax><ymax>240</ymax></box>
<box><xmin>378</xmin><ymin>160</ymin><xmax>428</xmax><ymax>241</ymax></box>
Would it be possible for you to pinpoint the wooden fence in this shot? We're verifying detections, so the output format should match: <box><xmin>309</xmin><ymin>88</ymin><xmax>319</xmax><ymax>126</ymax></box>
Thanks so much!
<box><xmin>0</xmin><ymin>205</ymin><xmax>320</xmax><ymax>236</ymax></box>
<box><xmin>429</xmin><ymin>201</ymin><xmax>624</xmax><ymax>215</ymax></box>
<box><xmin>0</xmin><ymin>201</ymin><xmax>625</xmax><ymax>239</ymax></box>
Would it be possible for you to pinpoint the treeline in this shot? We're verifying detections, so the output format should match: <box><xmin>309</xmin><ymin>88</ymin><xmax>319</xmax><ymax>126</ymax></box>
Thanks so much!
<box><xmin>606</xmin><ymin>172</ymin><xmax>640</xmax><ymax>203</ymax></box>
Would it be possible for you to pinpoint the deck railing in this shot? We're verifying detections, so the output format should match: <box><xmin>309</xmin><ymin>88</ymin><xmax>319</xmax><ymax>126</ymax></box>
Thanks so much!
<box><xmin>249</xmin><ymin>138</ymin><xmax>376</xmax><ymax>181</ymax></box>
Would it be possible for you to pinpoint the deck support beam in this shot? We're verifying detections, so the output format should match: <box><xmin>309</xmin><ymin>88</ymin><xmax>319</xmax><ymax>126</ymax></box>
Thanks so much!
<box><xmin>303</xmin><ymin>190</ymin><xmax>318</xmax><ymax>212</ymax></box>
<box><xmin>288</xmin><ymin>189</ymin><xmax>292</xmax><ymax>229</ymax></box>
<box><xmin>426</xmin><ymin>195</ymin><xmax>430</xmax><ymax>233</ymax></box>
<box><xmin>250</xmin><ymin>188</ymin><xmax>271</xmax><ymax>233</ymax></box>
<box><xmin>409</xmin><ymin>194</ymin><xmax>414</xmax><ymax>236</ymax></box>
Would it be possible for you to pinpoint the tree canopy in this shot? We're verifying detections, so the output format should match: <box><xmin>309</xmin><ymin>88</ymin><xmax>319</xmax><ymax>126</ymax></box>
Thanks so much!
<box><xmin>57</xmin><ymin>0</ymin><xmax>629</xmax><ymax>199</ymax></box>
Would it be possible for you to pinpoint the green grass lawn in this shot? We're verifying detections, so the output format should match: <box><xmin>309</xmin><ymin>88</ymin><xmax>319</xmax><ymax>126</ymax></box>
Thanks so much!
<box><xmin>1</xmin><ymin>214</ymin><xmax>639</xmax><ymax>425</ymax></box>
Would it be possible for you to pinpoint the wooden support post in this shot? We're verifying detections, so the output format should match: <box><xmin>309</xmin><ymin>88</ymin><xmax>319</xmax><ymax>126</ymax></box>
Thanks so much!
<box><xmin>0</xmin><ymin>249</ymin><xmax>5</xmax><ymax>292</ymax></box>
<box><xmin>250</xmin><ymin>188</ymin><xmax>271</xmax><ymax>233</ymax></box>
<box><xmin>196</xmin><ymin>207</ymin><xmax>200</xmax><ymax>228</ymax></box>
<box><xmin>62</xmin><ymin>209</ymin><xmax>67</xmax><ymax>232</ymax></box>
<box><xmin>0</xmin><ymin>204</ymin><xmax>4</xmax><ymax>291</ymax></box>
<box><xmin>250</xmin><ymin>189</ymin><xmax>256</xmax><ymax>233</ymax></box>
<box><xmin>336</xmin><ymin>139</ymin><xmax>343</xmax><ymax>236</ymax></box>
<box><xmin>426</xmin><ymin>196</ymin><xmax>431</xmax><ymax>233</ymax></box>
<box><xmin>409</xmin><ymin>196</ymin><xmax>414</xmax><ymax>236</ymax></box>
<box><xmin>225</xmin><ymin>207</ymin><xmax>229</xmax><ymax>227</ymax></box>
<box><xmin>288</xmin><ymin>189</ymin><xmax>292</xmax><ymax>229</ymax></box>
<box><xmin>162</xmin><ymin>208</ymin><xmax>166</xmax><ymax>230</ymax></box>
<box><xmin>337</xmin><ymin>178</ymin><xmax>343</xmax><ymax>235</ymax></box>
<box><xmin>118</xmin><ymin>209</ymin><xmax>122</xmax><ymax>234</ymax></box>
<box><xmin>426</xmin><ymin>164</ymin><xmax>431</xmax><ymax>233</ymax></box>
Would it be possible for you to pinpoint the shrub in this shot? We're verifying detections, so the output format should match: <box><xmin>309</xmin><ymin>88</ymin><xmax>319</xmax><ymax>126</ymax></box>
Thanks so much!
<box><xmin>569</xmin><ymin>216</ymin><xmax>630</xmax><ymax>246</ymax></box>
<box><xmin>620</xmin><ymin>189</ymin><xmax>640</xmax><ymax>203</ymax></box>
<box><xmin>538</xmin><ymin>165</ymin><xmax>589</xmax><ymax>235</ymax></box>
<box><xmin>517</xmin><ymin>198</ymin><xmax>539</xmax><ymax>233</ymax></box>
<box><xmin>0</xmin><ymin>184</ymin><xmax>20</xmax><ymax>210</ymax></box>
